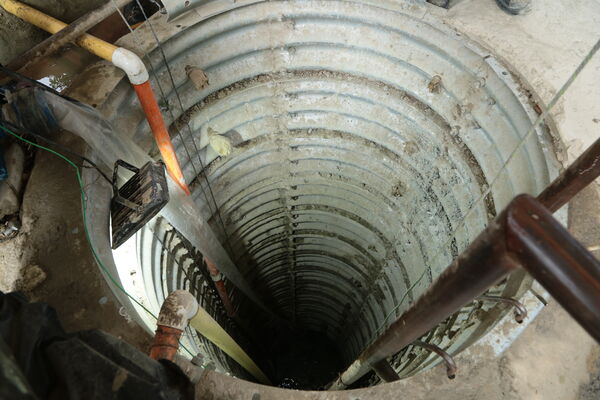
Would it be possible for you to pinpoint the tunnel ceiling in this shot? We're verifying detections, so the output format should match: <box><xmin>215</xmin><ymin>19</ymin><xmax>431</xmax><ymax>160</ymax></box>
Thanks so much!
<box><xmin>93</xmin><ymin>0</ymin><xmax>560</xmax><ymax>385</ymax></box>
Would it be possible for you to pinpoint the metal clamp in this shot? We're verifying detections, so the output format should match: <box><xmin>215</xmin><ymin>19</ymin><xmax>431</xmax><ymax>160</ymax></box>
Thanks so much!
<box><xmin>477</xmin><ymin>295</ymin><xmax>528</xmax><ymax>323</ymax></box>
<box><xmin>413</xmin><ymin>341</ymin><xmax>457</xmax><ymax>379</ymax></box>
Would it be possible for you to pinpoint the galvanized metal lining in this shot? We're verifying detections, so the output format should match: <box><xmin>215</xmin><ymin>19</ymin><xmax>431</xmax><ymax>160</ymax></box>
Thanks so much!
<box><xmin>100</xmin><ymin>0</ymin><xmax>559</xmax><ymax>382</ymax></box>
<box><xmin>140</xmin><ymin>217</ymin><xmax>252</xmax><ymax>379</ymax></box>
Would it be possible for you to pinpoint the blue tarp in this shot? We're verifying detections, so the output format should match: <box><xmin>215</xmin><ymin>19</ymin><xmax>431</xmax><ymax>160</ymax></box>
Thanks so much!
<box><xmin>0</xmin><ymin>142</ymin><xmax>7</xmax><ymax>181</ymax></box>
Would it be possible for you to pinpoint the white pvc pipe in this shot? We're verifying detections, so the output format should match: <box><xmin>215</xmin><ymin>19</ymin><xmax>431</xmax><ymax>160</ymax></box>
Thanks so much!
<box><xmin>111</xmin><ymin>47</ymin><xmax>150</xmax><ymax>85</ymax></box>
<box><xmin>157</xmin><ymin>290</ymin><xmax>200</xmax><ymax>330</ymax></box>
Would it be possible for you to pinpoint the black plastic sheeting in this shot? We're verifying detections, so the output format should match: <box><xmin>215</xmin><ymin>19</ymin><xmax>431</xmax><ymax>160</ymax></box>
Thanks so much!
<box><xmin>0</xmin><ymin>291</ymin><xmax>193</xmax><ymax>400</ymax></box>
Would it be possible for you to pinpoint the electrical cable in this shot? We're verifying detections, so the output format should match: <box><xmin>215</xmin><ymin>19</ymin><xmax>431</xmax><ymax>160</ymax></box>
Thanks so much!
<box><xmin>0</xmin><ymin>118</ymin><xmax>112</xmax><ymax>184</ymax></box>
<box><xmin>0</xmin><ymin>122</ymin><xmax>194</xmax><ymax>357</ymax></box>
<box><xmin>0</xmin><ymin>63</ymin><xmax>112</xmax><ymax>183</ymax></box>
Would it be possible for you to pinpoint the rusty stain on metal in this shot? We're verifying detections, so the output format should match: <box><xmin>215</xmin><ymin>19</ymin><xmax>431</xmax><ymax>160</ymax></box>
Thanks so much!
<box><xmin>332</xmin><ymin>194</ymin><xmax>600</xmax><ymax>388</ymax></box>
<box><xmin>205</xmin><ymin>256</ymin><xmax>236</xmax><ymax>317</ymax></box>
<box><xmin>506</xmin><ymin>197</ymin><xmax>600</xmax><ymax>339</ymax></box>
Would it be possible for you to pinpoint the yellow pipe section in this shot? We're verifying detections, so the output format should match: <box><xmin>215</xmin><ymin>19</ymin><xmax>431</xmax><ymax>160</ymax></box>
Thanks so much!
<box><xmin>190</xmin><ymin>306</ymin><xmax>271</xmax><ymax>385</ymax></box>
<box><xmin>0</xmin><ymin>0</ymin><xmax>116</xmax><ymax>61</ymax></box>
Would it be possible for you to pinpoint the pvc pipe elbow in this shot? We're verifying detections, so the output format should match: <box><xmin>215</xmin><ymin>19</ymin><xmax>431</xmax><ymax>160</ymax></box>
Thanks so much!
<box><xmin>157</xmin><ymin>290</ymin><xmax>199</xmax><ymax>330</ymax></box>
<box><xmin>111</xmin><ymin>47</ymin><xmax>149</xmax><ymax>85</ymax></box>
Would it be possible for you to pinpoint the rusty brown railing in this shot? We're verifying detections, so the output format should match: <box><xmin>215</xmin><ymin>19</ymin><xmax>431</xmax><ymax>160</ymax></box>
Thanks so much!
<box><xmin>329</xmin><ymin>137</ymin><xmax>600</xmax><ymax>389</ymax></box>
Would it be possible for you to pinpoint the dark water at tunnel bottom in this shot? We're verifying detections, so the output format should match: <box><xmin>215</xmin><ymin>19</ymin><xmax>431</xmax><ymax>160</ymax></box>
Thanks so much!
<box><xmin>265</xmin><ymin>329</ymin><xmax>344</xmax><ymax>390</ymax></box>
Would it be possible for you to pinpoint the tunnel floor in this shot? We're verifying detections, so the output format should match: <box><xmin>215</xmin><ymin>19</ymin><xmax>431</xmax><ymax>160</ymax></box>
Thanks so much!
<box><xmin>263</xmin><ymin>328</ymin><xmax>344</xmax><ymax>389</ymax></box>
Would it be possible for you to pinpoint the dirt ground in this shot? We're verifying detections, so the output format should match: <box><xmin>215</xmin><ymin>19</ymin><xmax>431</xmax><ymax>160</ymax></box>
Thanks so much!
<box><xmin>0</xmin><ymin>134</ymin><xmax>152</xmax><ymax>351</ymax></box>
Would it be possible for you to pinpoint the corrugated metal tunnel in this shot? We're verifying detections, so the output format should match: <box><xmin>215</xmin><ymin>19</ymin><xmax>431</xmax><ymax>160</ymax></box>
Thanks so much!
<box><xmin>89</xmin><ymin>0</ymin><xmax>563</xmax><ymax>390</ymax></box>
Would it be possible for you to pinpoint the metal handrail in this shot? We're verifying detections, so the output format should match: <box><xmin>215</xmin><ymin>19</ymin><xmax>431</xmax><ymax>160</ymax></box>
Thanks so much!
<box><xmin>329</xmin><ymin>137</ymin><xmax>600</xmax><ymax>389</ymax></box>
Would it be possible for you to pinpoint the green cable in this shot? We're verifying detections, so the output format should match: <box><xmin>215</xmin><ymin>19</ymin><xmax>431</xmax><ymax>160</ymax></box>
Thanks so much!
<box><xmin>0</xmin><ymin>123</ymin><xmax>194</xmax><ymax>357</ymax></box>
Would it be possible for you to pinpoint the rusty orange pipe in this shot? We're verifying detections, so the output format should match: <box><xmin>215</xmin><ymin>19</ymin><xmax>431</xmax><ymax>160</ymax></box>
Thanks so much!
<box><xmin>133</xmin><ymin>81</ymin><xmax>190</xmax><ymax>194</ymax></box>
<box><xmin>149</xmin><ymin>325</ymin><xmax>184</xmax><ymax>361</ymax></box>
<box><xmin>205</xmin><ymin>257</ymin><xmax>236</xmax><ymax>317</ymax></box>
<box><xmin>149</xmin><ymin>290</ymin><xmax>199</xmax><ymax>361</ymax></box>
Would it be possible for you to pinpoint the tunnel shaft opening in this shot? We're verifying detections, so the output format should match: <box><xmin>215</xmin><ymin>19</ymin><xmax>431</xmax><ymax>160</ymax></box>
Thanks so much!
<box><xmin>91</xmin><ymin>0</ymin><xmax>561</xmax><ymax>391</ymax></box>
